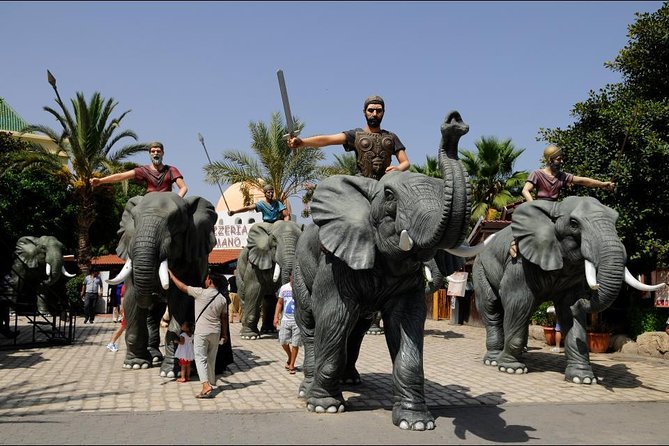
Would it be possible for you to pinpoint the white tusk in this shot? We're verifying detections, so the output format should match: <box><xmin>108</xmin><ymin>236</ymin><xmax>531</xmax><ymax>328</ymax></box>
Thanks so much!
<box><xmin>62</xmin><ymin>266</ymin><xmax>75</xmax><ymax>278</ymax></box>
<box><xmin>424</xmin><ymin>265</ymin><xmax>433</xmax><ymax>283</ymax></box>
<box><xmin>46</xmin><ymin>263</ymin><xmax>51</xmax><ymax>276</ymax></box>
<box><xmin>625</xmin><ymin>268</ymin><xmax>666</xmax><ymax>291</ymax></box>
<box><xmin>445</xmin><ymin>233</ymin><xmax>496</xmax><ymax>258</ymax></box>
<box><xmin>159</xmin><ymin>260</ymin><xmax>169</xmax><ymax>290</ymax></box>
<box><xmin>399</xmin><ymin>230</ymin><xmax>414</xmax><ymax>251</ymax></box>
<box><xmin>107</xmin><ymin>259</ymin><xmax>132</xmax><ymax>285</ymax></box>
<box><xmin>585</xmin><ymin>260</ymin><xmax>599</xmax><ymax>290</ymax></box>
<box><xmin>273</xmin><ymin>263</ymin><xmax>281</xmax><ymax>282</ymax></box>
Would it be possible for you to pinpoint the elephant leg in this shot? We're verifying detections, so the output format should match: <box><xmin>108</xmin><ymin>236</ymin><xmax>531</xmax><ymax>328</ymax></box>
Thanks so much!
<box><xmin>294</xmin><ymin>266</ymin><xmax>315</xmax><ymax>399</ymax></box>
<box><xmin>473</xmin><ymin>262</ymin><xmax>504</xmax><ymax>366</ymax></box>
<box><xmin>495</xmin><ymin>280</ymin><xmax>534</xmax><ymax>374</ymax></box>
<box><xmin>307</xmin><ymin>271</ymin><xmax>356</xmax><ymax>414</ymax></box>
<box><xmin>160</xmin><ymin>312</ymin><xmax>181</xmax><ymax>379</ymax></box>
<box><xmin>147</xmin><ymin>300</ymin><xmax>166</xmax><ymax>364</ymax></box>
<box><xmin>123</xmin><ymin>290</ymin><xmax>152</xmax><ymax>369</ymax></box>
<box><xmin>260</xmin><ymin>294</ymin><xmax>278</xmax><ymax>334</ymax></box>
<box><xmin>240</xmin><ymin>289</ymin><xmax>262</xmax><ymax>339</ymax></box>
<box><xmin>341</xmin><ymin>316</ymin><xmax>373</xmax><ymax>385</ymax></box>
<box><xmin>365</xmin><ymin>311</ymin><xmax>384</xmax><ymax>335</ymax></box>
<box><xmin>562</xmin><ymin>305</ymin><xmax>597</xmax><ymax>384</ymax></box>
<box><xmin>383</xmin><ymin>294</ymin><xmax>435</xmax><ymax>431</ymax></box>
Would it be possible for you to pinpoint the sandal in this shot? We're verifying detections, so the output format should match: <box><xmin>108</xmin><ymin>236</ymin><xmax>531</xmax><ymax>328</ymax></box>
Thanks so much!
<box><xmin>195</xmin><ymin>390</ymin><xmax>214</xmax><ymax>399</ymax></box>
<box><xmin>288</xmin><ymin>368</ymin><xmax>296</xmax><ymax>375</ymax></box>
<box><xmin>285</xmin><ymin>362</ymin><xmax>290</xmax><ymax>370</ymax></box>
<box><xmin>176</xmin><ymin>377</ymin><xmax>186</xmax><ymax>383</ymax></box>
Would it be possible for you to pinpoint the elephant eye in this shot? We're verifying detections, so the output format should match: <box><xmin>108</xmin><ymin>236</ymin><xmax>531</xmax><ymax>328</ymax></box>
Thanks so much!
<box><xmin>569</xmin><ymin>218</ymin><xmax>580</xmax><ymax>230</ymax></box>
<box><xmin>384</xmin><ymin>189</ymin><xmax>397</xmax><ymax>214</ymax></box>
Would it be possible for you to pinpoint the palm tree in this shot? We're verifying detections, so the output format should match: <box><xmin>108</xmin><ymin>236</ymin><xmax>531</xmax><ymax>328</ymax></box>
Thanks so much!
<box><xmin>328</xmin><ymin>153</ymin><xmax>358</xmax><ymax>176</ymax></box>
<box><xmin>1</xmin><ymin>71</ymin><xmax>147</xmax><ymax>273</ymax></box>
<box><xmin>409</xmin><ymin>155</ymin><xmax>442</xmax><ymax>178</ymax></box>
<box><xmin>204</xmin><ymin>112</ymin><xmax>328</xmax><ymax>217</ymax></box>
<box><xmin>460</xmin><ymin>136</ymin><xmax>528</xmax><ymax>223</ymax></box>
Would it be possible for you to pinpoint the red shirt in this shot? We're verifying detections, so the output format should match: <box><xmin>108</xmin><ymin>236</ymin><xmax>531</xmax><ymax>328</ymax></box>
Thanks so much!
<box><xmin>527</xmin><ymin>169</ymin><xmax>574</xmax><ymax>201</ymax></box>
<box><xmin>133</xmin><ymin>165</ymin><xmax>183</xmax><ymax>193</ymax></box>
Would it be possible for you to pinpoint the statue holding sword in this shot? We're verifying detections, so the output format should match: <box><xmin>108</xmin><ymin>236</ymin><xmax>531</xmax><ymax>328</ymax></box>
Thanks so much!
<box><xmin>278</xmin><ymin>70</ymin><xmax>410</xmax><ymax>180</ymax></box>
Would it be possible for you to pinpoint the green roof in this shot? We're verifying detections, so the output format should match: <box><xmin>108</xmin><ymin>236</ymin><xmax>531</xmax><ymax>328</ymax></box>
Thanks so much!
<box><xmin>0</xmin><ymin>97</ymin><xmax>29</xmax><ymax>132</ymax></box>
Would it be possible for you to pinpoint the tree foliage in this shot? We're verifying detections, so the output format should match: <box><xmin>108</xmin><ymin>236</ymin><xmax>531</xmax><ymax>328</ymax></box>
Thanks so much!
<box><xmin>409</xmin><ymin>155</ymin><xmax>442</xmax><ymax>178</ymax></box>
<box><xmin>204</xmin><ymin>112</ymin><xmax>329</xmax><ymax>216</ymax></box>
<box><xmin>460</xmin><ymin>136</ymin><xmax>528</xmax><ymax>223</ymax></box>
<box><xmin>539</xmin><ymin>3</ymin><xmax>669</xmax><ymax>271</ymax></box>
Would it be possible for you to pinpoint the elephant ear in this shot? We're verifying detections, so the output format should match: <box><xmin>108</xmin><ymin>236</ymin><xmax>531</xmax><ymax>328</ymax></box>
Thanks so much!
<box><xmin>246</xmin><ymin>222</ymin><xmax>275</xmax><ymax>270</ymax></box>
<box><xmin>15</xmin><ymin>236</ymin><xmax>41</xmax><ymax>268</ymax></box>
<box><xmin>511</xmin><ymin>200</ymin><xmax>562</xmax><ymax>271</ymax></box>
<box><xmin>311</xmin><ymin>175</ymin><xmax>378</xmax><ymax>270</ymax></box>
<box><xmin>185</xmin><ymin>196</ymin><xmax>218</xmax><ymax>263</ymax></box>
<box><xmin>116</xmin><ymin>195</ymin><xmax>144</xmax><ymax>260</ymax></box>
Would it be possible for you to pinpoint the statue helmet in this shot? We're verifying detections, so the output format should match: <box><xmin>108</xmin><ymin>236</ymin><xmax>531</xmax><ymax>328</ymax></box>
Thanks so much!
<box><xmin>543</xmin><ymin>144</ymin><xmax>562</xmax><ymax>163</ymax></box>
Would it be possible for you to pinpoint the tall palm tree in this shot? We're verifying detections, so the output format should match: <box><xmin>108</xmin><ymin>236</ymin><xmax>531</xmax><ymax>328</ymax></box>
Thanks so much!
<box><xmin>204</xmin><ymin>112</ymin><xmax>328</xmax><ymax>217</ymax></box>
<box><xmin>409</xmin><ymin>155</ymin><xmax>442</xmax><ymax>178</ymax></box>
<box><xmin>328</xmin><ymin>153</ymin><xmax>358</xmax><ymax>176</ymax></box>
<box><xmin>2</xmin><ymin>72</ymin><xmax>146</xmax><ymax>273</ymax></box>
<box><xmin>460</xmin><ymin>136</ymin><xmax>528</xmax><ymax>223</ymax></box>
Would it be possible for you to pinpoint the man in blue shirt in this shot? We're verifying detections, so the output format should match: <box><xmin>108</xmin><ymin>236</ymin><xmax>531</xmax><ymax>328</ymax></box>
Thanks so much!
<box><xmin>228</xmin><ymin>185</ymin><xmax>290</xmax><ymax>223</ymax></box>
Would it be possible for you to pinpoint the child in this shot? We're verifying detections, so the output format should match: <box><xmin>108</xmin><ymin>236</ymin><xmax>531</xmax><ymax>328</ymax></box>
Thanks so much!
<box><xmin>273</xmin><ymin>275</ymin><xmax>301</xmax><ymax>374</ymax></box>
<box><xmin>106</xmin><ymin>283</ymin><xmax>125</xmax><ymax>352</ymax></box>
<box><xmin>173</xmin><ymin>320</ymin><xmax>195</xmax><ymax>383</ymax></box>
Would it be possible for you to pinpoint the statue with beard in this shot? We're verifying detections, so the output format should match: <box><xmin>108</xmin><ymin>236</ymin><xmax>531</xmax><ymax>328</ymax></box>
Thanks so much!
<box><xmin>91</xmin><ymin>141</ymin><xmax>189</xmax><ymax>197</ymax></box>
<box><xmin>287</xmin><ymin>95</ymin><xmax>411</xmax><ymax>180</ymax></box>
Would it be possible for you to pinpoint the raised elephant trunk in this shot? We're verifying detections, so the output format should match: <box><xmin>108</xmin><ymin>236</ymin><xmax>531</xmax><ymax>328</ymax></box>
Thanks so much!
<box><xmin>435</xmin><ymin>111</ymin><xmax>472</xmax><ymax>249</ymax></box>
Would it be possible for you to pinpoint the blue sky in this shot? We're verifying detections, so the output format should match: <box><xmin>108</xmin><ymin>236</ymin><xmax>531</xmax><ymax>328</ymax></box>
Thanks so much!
<box><xmin>2</xmin><ymin>1</ymin><xmax>663</xmax><ymax>219</ymax></box>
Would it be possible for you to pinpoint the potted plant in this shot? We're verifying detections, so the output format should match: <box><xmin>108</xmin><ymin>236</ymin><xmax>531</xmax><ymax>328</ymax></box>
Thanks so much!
<box><xmin>587</xmin><ymin>313</ymin><xmax>612</xmax><ymax>353</ymax></box>
<box><xmin>531</xmin><ymin>301</ymin><xmax>557</xmax><ymax>345</ymax></box>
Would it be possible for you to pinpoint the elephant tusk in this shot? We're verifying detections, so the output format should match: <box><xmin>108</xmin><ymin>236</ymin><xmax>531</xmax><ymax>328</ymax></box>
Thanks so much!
<box><xmin>46</xmin><ymin>263</ymin><xmax>51</xmax><ymax>277</ymax></box>
<box><xmin>273</xmin><ymin>263</ymin><xmax>281</xmax><ymax>283</ymax></box>
<box><xmin>444</xmin><ymin>233</ymin><xmax>496</xmax><ymax>258</ymax></box>
<box><xmin>62</xmin><ymin>266</ymin><xmax>75</xmax><ymax>278</ymax></box>
<box><xmin>159</xmin><ymin>260</ymin><xmax>169</xmax><ymax>290</ymax></box>
<box><xmin>584</xmin><ymin>260</ymin><xmax>599</xmax><ymax>290</ymax></box>
<box><xmin>424</xmin><ymin>265</ymin><xmax>433</xmax><ymax>283</ymax></box>
<box><xmin>399</xmin><ymin>230</ymin><xmax>414</xmax><ymax>251</ymax></box>
<box><xmin>107</xmin><ymin>259</ymin><xmax>132</xmax><ymax>285</ymax></box>
<box><xmin>625</xmin><ymin>268</ymin><xmax>666</xmax><ymax>291</ymax></box>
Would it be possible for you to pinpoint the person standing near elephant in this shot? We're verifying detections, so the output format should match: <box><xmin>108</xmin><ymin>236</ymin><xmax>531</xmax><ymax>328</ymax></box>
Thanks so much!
<box><xmin>522</xmin><ymin>144</ymin><xmax>615</xmax><ymax>202</ymax></box>
<box><xmin>228</xmin><ymin>184</ymin><xmax>290</xmax><ymax>223</ymax></box>
<box><xmin>228</xmin><ymin>271</ymin><xmax>241</xmax><ymax>323</ymax></box>
<box><xmin>273</xmin><ymin>275</ymin><xmax>301</xmax><ymax>374</ymax></box>
<box><xmin>168</xmin><ymin>269</ymin><xmax>228</xmax><ymax>399</ymax></box>
<box><xmin>287</xmin><ymin>95</ymin><xmax>411</xmax><ymax>180</ymax></box>
<box><xmin>90</xmin><ymin>141</ymin><xmax>188</xmax><ymax>198</ymax></box>
<box><xmin>80</xmin><ymin>270</ymin><xmax>103</xmax><ymax>324</ymax></box>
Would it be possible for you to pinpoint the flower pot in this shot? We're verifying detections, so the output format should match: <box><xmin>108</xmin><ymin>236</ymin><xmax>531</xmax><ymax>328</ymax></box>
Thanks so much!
<box><xmin>587</xmin><ymin>332</ymin><xmax>611</xmax><ymax>353</ymax></box>
<box><xmin>543</xmin><ymin>326</ymin><xmax>556</xmax><ymax>346</ymax></box>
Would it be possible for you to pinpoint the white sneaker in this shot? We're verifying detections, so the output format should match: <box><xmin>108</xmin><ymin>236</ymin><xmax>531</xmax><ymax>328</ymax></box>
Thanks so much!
<box><xmin>106</xmin><ymin>343</ymin><xmax>115</xmax><ymax>351</ymax></box>
<box><xmin>110</xmin><ymin>343</ymin><xmax>118</xmax><ymax>352</ymax></box>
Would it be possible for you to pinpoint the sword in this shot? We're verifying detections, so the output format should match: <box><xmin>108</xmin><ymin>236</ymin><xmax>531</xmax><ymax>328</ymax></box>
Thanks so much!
<box><xmin>276</xmin><ymin>69</ymin><xmax>300</xmax><ymax>139</ymax></box>
<box><xmin>198</xmin><ymin>133</ymin><xmax>231</xmax><ymax>213</ymax></box>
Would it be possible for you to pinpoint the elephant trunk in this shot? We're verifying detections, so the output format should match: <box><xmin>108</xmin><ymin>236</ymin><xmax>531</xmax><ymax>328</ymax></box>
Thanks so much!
<box><xmin>572</xmin><ymin>231</ymin><xmax>625</xmax><ymax>315</ymax></box>
<box><xmin>279</xmin><ymin>235</ymin><xmax>298</xmax><ymax>285</ymax></box>
<box><xmin>131</xmin><ymin>217</ymin><xmax>164</xmax><ymax>308</ymax></box>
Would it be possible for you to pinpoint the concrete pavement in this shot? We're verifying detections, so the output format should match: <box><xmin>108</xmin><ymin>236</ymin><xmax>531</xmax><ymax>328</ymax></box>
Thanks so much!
<box><xmin>0</xmin><ymin>314</ymin><xmax>668</xmax><ymax>420</ymax></box>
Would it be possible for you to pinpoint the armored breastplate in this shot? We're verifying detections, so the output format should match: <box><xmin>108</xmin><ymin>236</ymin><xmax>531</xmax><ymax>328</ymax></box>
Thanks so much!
<box><xmin>354</xmin><ymin>131</ymin><xmax>394</xmax><ymax>180</ymax></box>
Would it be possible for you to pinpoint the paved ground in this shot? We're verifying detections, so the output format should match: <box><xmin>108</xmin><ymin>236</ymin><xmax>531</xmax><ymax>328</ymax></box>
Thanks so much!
<box><xmin>0</xmin><ymin>314</ymin><xmax>668</xmax><ymax>443</ymax></box>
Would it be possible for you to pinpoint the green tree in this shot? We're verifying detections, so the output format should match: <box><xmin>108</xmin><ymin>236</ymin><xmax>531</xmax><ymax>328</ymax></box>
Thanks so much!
<box><xmin>460</xmin><ymin>136</ymin><xmax>528</xmax><ymax>222</ymax></box>
<box><xmin>204</xmin><ymin>112</ymin><xmax>328</xmax><ymax>217</ymax></box>
<box><xmin>409</xmin><ymin>155</ymin><xmax>442</xmax><ymax>178</ymax></box>
<box><xmin>539</xmin><ymin>3</ymin><xmax>669</xmax><ymax>272</ymax></box>
<box><xmin>1</xmin><ymin>73</ymin><xmax>147</xmax><ymax>273</ymax></box>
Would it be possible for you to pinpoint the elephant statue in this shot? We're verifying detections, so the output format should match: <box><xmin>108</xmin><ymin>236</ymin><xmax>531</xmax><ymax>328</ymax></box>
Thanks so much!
<box><xmin>107</xmin><ymin>192</ymin><xmax>217</xmax><ymax>375</ymax></box>
<box><xmin>292</xmin><ymin>111</ymin><xmax>488</xmax><ymax>430</ymax></box>
<box><xmin>236</xmin><ymin>220</ymin><xmax>303</xmax><ymax>340</ymax></box>
<box><xmin>472</xmin><ymin>196</ymin><xmax>665</xmax><ymax>383</ymax></box>
<box><xmin>3</xmin><ymin>235</ymin><xmax>75</xmax><ymax>319</ymax></box>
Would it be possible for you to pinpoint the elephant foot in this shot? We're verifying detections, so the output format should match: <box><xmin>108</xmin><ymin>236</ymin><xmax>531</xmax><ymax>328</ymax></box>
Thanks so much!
<box><xmin>160</xmin><ymin>370</ymin><xmax>176</xmax><ymax>379</ymax></box>
<box><xmin>339</xmin><ymin>369</ymin><xmax>361</xmax><ymax>385</ymax></box>
<box><xmin>306</xmin><ymin>395</ymin><xmax>346</xmax><ymax>414</ymax></box>
<box><xmin>240</xmin><ymin>327</ymin><xmax>261</xmax><ymax>340</ymax></box>
<box><xmin>148</xmin><ymin>347</ymin><xmax>164</xmax><ymax>364</ymax></box>
<box><xmin>298</xmin><ymin>377</ymin><xmax>312</xmax><ymax>399</ymax></box>
<box><xmin>365</xmin><ymin>327</ymin><xmax>384</xmax><ymax>336</ymax></box>
<box><xmin>241</xmin><ymin>334</ymin><xmax>260</xmax><ymax>340</ymax></box>
<box><xmin>497</xmin><ymin>361</ymin><xmax>528</xmax><ymax>374</ymax></box>
<box><xmin>565</xmin><ymin>364</ymin><xmax>598</xmax><ymax>384</ymax></box>
<box><xmin>123</xmin><ymin>356</ymin><xmax>151</xmax><ymax>370</ymax></box>
<box><xmin>482</xmin><ymin>350</ymin><xmax>501</xmax><ymax>367</ymax></box>
<box><xmin>392</xmin><ymin>403</ymin><xmax>436</xmax><ymax>431</ymax></box>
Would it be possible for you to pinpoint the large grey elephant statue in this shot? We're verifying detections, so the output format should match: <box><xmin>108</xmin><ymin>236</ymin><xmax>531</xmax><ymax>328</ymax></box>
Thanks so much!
<box><xmin>293</xmin><ymin>111</ymin><xmax>487</xmax><ymax>430</ymax></box>
<box><xmin>107</xmin><ymin>192</ymin><xmax>217</xmax><ymax>375</ymax></box>
<box><xmin>236</xmin><ymin>220</ymin><xmax>303</xmax><ymax>339</ymax></box>
<box><xmin>5</xmin><ymin>235</ymin><xmax>75</xmax><ymax>315</ymax></box>
<box><xmin>472</xmin><ymin>196</ymin><xmax>665</xmax><ymax>384</ymax></box>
